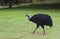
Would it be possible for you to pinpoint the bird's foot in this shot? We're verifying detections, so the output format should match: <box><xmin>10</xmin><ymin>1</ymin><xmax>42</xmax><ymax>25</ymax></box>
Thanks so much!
<box><xmin>43</xmin><ymin>32</ymin><xmax>45</xmax><ymax>35</ymax></box>
<box><xmin>32</xmin><ymin>32</ymin><xmax>35</xmax><ymax>34</ymax></box>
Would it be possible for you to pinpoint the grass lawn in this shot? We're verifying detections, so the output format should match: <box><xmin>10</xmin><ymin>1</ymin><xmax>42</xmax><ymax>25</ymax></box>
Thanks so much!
<box><xmin>0</xmin><ymin>7</ymin><xmax>60</xmax><ymax>39</ymax></box>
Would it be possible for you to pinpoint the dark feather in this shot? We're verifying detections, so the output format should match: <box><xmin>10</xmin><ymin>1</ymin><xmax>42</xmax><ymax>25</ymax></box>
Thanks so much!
<box><xmin>26</xmin><ymin>14</ymin><xmax>53</xmax><ymax>34</ymax></box>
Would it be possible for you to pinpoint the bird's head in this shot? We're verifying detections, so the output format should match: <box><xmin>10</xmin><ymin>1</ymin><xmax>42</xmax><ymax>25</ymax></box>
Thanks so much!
<box><xmin>26</xmin><ymin>13</ymin><xmax>30</xmax><ymax>20</ymax></box>
<box><xmin>26</xmin><ymin>13</ymin><xmax>30</xmax><ymax>17</ymax></box>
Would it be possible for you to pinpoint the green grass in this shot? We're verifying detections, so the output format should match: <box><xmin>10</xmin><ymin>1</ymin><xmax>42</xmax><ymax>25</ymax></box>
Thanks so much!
<box><xmin>0</xmin><ymin>8</ymin><xmax>60</xmax><ymax>39</ymax></box>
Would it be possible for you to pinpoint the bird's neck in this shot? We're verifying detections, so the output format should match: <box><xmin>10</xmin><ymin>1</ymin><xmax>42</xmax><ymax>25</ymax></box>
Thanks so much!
<box><xmin>27</xmin><ymin>16</ymin><xmax>30</xmax><ymax>20</ymax></box>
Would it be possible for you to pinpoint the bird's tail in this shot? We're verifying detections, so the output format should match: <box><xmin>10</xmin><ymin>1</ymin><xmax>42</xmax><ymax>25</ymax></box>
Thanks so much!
<box><xmin>50</xmin><ymin>23</ymin><xmax>53</xmax><ymax>28</ymax></box>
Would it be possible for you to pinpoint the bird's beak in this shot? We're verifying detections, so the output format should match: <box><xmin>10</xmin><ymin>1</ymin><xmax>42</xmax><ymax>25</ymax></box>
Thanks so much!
<box><xmin>26</xmin><ymin>14</ymin><xmax>27</xmax><ymax>16</ymax></box>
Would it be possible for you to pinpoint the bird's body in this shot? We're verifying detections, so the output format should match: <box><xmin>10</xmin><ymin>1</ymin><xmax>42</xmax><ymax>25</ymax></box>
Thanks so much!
<box><xmin>26</xmin><ymin>14</ymin><xmax>53</xmax><ymax>34</ymax></box>
<box><xmin>30</xmin><ymin>14</ymin><xmax>52</xmax><ymax>27</ymax></box>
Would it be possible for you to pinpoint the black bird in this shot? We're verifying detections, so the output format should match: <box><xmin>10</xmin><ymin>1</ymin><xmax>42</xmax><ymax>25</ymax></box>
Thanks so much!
<box><xmin>26</xmin><ymin>14</ymin><xmax>53</xmax><ymax>34</ymax></box>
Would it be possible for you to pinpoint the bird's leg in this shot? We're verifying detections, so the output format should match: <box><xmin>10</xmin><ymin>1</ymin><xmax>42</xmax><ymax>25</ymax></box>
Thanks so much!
<box><xmin>32</xmin><ymin>24</ymin><xmax>39</xmax><ymax>34</ymax></box>
<box><xmin>41</xmin><ymin>26</ymin><xmax>45</xmax><ymax>35</ymax></box>
<box><xmin>43</xmin><ymin>28</ymin><xmax>45</xmax><ymax>35</ymax></box>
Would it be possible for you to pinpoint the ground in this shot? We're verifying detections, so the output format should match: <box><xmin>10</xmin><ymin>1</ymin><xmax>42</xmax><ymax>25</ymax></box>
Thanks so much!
<box><xmin>0</xmin><ymin>7</ymin><xmax>60</xmax><ymax>39</ymax></box>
